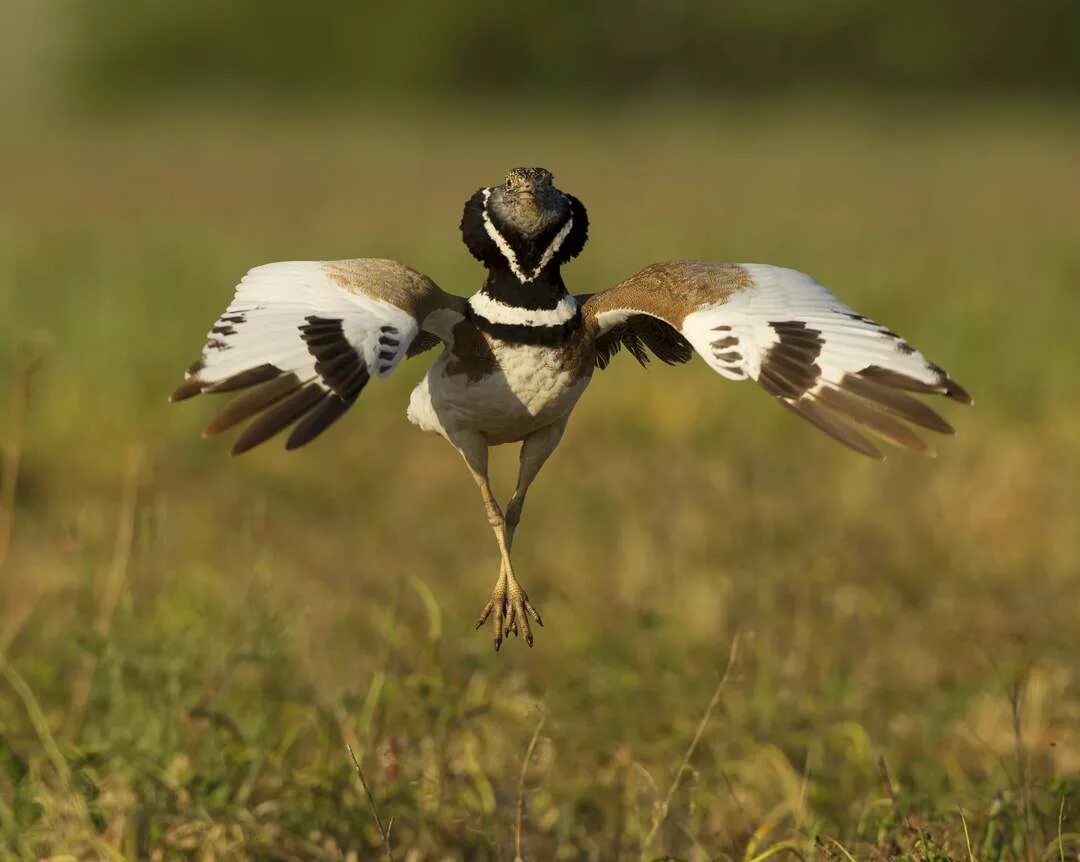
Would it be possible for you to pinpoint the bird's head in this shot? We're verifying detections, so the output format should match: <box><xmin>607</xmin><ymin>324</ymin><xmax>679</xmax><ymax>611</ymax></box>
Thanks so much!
<box><xmin>460</xmin><ymin>166</ymin><xmax>589</xmax><ymax>283</ymax></box>
<box><xmin>493</xmin><ymin>167</ymin><xmax>564</xmax><ymax>235</ymax></box>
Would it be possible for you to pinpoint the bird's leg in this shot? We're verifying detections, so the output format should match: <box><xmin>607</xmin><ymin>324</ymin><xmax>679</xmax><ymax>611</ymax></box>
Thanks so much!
<box><xmin>504</xmin><ymin>422</ymin><xmax>567</xmax><ymax>550</ymax></box>
<box><xmin>452</xmin><ymin>432</ymin><xmax>540</xmax><ymax>650</ymax></box>
<box><xmin>498</xmin><ymin>422</ymin><xmax>566</xmax><ymax>640</ymax></box>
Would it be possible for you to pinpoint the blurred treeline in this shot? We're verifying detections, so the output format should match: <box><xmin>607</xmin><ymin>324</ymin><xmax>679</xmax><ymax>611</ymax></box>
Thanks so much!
<box><xmin>67</xmin><ymin>0</ymin><xmax>1080</xmax><ymax>105</ymax></box>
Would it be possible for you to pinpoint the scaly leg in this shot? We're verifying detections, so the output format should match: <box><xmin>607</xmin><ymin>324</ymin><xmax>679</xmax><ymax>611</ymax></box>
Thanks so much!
<box><xmin>452</xmin><ymin>431</ymin><xmax>542</xmax><ymax>650</ymax></box>
<box><xmin>504</xmin><ymin>422</ymin><xmax>566</xmax><ymax>553</ymax></box>
<box><xmin>497</xmin><ymin>423</ymin><xmax>566</xmax><ymax>638</ymax></box>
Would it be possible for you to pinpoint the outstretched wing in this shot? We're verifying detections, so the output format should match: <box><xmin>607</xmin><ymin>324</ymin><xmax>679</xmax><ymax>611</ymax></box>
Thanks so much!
<box><xmin>171</xmin><ymin>258</ymin><xmax>465</xmax><ymax>453</ymax></box>
<box><xmin>580</xmin><ymin>262</ymin><xmax>971</xmax><ymax>459</ymax></box>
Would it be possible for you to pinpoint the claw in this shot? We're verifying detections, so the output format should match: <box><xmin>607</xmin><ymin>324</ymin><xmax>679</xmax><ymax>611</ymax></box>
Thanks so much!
<box><xmin>516</xmin><ymin>603</ymin><xmax>534</xmax><ymax>646</ymax></box>
<box><xmin>494</xmin><ymin>604</ymin><xmax>506</xmax><ymax>650</ymax></box>
<box><xmin>475</xmin><ymin>568</ymin><xmax>543</xmax><ymax>650</ymax></box>
<box><xmin>475</xmin><ymin>600</ymin><xmax>494</xmax><ymax>630</ymax></box>
<box><xmin>504</xmin><ymin>589</ymin><xmax>533</xmax><ymax>646</ymax></box>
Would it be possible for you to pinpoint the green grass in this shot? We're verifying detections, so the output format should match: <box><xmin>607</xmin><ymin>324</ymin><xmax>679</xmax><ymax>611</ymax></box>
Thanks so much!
<box><xmin>1</xmin><ymin>100</ymin><xmax>1079</xmax><ymax>860</ymax></box>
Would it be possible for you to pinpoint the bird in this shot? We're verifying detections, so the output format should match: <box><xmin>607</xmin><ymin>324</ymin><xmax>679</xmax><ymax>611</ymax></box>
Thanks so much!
<box><xmin>171</xmin><ymin>166</ymin><xmax>971</xmax><ymax>650</ymax></box>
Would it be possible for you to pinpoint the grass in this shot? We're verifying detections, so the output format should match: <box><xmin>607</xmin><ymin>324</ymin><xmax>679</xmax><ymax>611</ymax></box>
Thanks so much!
<box><xmin>0</xmin><ymin>98</ymin><xmax>1079</xmax><ymax>859</ymax></box>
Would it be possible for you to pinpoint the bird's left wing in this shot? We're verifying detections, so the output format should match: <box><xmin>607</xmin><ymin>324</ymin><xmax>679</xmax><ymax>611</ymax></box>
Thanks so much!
<box><xmin>171</xmin><ymin>259</ymin><xmax>465</xmax><ymax>453</ymax></box>
<box><xmin>580</xmin><ymin>261</ymin><xmax>971</xmax><ymax>459</ymax></box>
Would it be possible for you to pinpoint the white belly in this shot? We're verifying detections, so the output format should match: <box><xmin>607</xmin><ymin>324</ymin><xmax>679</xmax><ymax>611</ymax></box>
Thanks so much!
<box><xmin>407</xmin><ymin>339</ymin><xmax>591</xmax><ymax>444</ymax></box>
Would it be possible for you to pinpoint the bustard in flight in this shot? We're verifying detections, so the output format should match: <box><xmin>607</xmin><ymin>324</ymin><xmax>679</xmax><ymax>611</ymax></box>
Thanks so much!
<box><xmin>172</xmin><ymin>167</ymin><xmax>970</xmax><ymax>650</ymax></box>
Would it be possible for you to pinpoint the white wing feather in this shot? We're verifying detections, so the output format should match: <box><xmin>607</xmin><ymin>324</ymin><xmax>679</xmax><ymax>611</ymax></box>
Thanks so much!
<box><xmin>589</xmin><ymin>261</ymin><xmax>970</xmax><ymax>458</ymax></box>
<box><xmin>172</xmin><ymin>259</ymin><xmax>459</xmax><ymax>453</ymax></box>
<box><xmin>681</xmin><ymin>264</ymin><xmax>948</xmax><ymax>393</ymax></box>
<box><xmin>194</xmin><ymin>261</ymin><xmax>418</xmax><ymax>388</ymax></box>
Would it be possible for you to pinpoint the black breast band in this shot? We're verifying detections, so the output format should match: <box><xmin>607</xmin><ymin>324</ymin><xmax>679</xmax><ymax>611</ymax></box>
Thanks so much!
<box><xmin>465</xmin><ymin>305</ymin><xmax>582</xmax><ymax>347</ymax></box>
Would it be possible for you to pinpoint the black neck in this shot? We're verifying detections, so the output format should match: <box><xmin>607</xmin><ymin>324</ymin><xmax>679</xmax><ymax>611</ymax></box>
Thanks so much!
<box><xmin>482</xmin><ymin>265</ymin><xmax>568</xmax><ymax>310</ymax></box>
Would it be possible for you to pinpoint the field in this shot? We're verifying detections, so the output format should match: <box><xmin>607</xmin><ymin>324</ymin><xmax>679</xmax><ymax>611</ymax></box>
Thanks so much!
<box><xmin>1</xmin><ymin>100</ymin><xmax>1079</xmax><ymax>860</ymax></box>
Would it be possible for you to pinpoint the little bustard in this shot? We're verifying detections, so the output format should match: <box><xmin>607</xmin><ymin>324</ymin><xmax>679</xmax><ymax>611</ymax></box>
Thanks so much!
<box><xmin>172</xmin><ymin>167</ymin><xmax>971</xmax><ymax>649</ymax></box>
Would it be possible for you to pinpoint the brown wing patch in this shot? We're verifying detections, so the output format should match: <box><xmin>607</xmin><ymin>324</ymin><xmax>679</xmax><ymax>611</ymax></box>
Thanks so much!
<box><xmin>582</xmin><ymin>261</ymin><xmax>753</xmax><ymax>330</ymax></box>
<box><xmin>321</xmin><ymin>259</ymin><xmax>466</xmax><ymax>329</ymax></box>
<box><xmin>581</xmin><ymin>262</ymin><xmax>751</xmax><ymax>371</ymax></box>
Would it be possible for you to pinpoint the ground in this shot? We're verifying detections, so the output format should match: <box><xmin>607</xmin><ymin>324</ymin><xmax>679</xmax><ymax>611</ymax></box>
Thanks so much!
<box><xmin>0</xmin><ymin>100</ymin><xmax>1078</xmax><ymax>860</ymax></box>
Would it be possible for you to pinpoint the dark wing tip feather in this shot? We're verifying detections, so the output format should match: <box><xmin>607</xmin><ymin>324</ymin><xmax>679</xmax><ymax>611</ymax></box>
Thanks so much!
<box><xmin>944</xmin><ymin>378</ymin><xmax>973</xmax><ymax>405</ymax></box>
<box><xmin>284</xmin><ymin>393</ymin><xmax>355</xmax><ymax>450</ymax></box>
<box><xmin>170</xmin><ymin>359</ymin><xmax>207</xmax><ymax>401</ymax></box>
<box><xmin>925</xmin><ymin>361</ymin><xmax>973</xmax><ymax>405</ymax></box>
<box><xmin>782</xmin><ymin>361</ymin><xmax>976</xmax><ymax>458</ymax></box>
<box><xmin>764</xmin><ymin>352</ymin><xmax>968</xmax><ymax>458</ymax></box>
<box><xmin>779</xmin><ymin>398</ymin><xmax>884</xmax><ymax>460</ymax></box>
<box><xmin>179</xmin><ymin>325</ymin><xmax>372</xmax><ymax>454</ymax></box>
<box><xmin>860</xmin><ymin>364</ymin><xmax>971</xmax><ymax>406</ymax></box>
<box><xmin>814</xmin><ymin>384</ymin><xmax>935</xmax><ymax>457</ymax></box>
<box><xmin>203</xmin><ymin>373</ymin><xmax>304</xmax><ymax>437</ymax></box>
<box><xmin>230</xmin><ymin>383</ymin><xmax>326</xmax><ymax>456</ymax></box>
<box><xmin>839</xmin><ymin>372</ymin><xmax>955</xmax><ymax>435</ymax></box>
<box><xmin>226</xmin><ymin>372</ymin><xmax>368</xmax><ymax>456</ymax></box>
<box><xmin>170</xmin><ymin>377</ymin><xmax>204</xmax><ymax>403</ymax></box>
<box><xmin>173</xmin><ymin>363</ymin><xmax>288</xmax><ymax>404</ymax></box>
<box><xmin>205</xmin><ymin>363</ymin><xmax>284</xmax><ymax>394</ymax></box>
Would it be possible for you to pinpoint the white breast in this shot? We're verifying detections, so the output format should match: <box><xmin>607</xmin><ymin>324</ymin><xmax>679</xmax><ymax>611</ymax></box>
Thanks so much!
<box><xmin>407</xmin><ymin>338</ymin><xmax>591</xmax><ymax>445</ymax></box>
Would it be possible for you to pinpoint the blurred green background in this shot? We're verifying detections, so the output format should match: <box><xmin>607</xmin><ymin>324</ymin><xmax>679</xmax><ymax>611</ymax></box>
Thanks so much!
<box><xmin>1</xmin><ymin>2</ymin><xmax>1079</xmax><ymax>860</ymax></box>
<box><xmin>58</xmin><ymin>0</ymin><xmax>1080</xmax><ymax>104</ymax></box>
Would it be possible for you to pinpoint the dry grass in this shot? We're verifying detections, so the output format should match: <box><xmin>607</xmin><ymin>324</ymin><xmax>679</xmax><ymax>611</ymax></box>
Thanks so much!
<box><xmin>0</xmin><ymin>99</ymin><xmax>1078</xmax><ymax>859</ymax></box>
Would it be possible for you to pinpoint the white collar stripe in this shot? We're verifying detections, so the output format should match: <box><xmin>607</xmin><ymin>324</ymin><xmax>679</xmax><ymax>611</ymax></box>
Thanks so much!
<box><xmin>468</xmin><ymin>291</ymin><xmax>577</xmax><ymax>327</ymax></box>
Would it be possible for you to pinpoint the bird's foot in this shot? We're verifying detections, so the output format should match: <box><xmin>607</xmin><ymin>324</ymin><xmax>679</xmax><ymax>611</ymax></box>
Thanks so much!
<box><xmin>474</xmin><ymin>567</ymin><xmax>543</xmax><ymax>651</ymax></box>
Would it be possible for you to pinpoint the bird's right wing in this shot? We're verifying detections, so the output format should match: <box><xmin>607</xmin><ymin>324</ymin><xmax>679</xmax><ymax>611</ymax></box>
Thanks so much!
<box><xmin>171</xmin><ymin>259</ymin><xmax>466</xmax><ymax>453</ymax></box>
